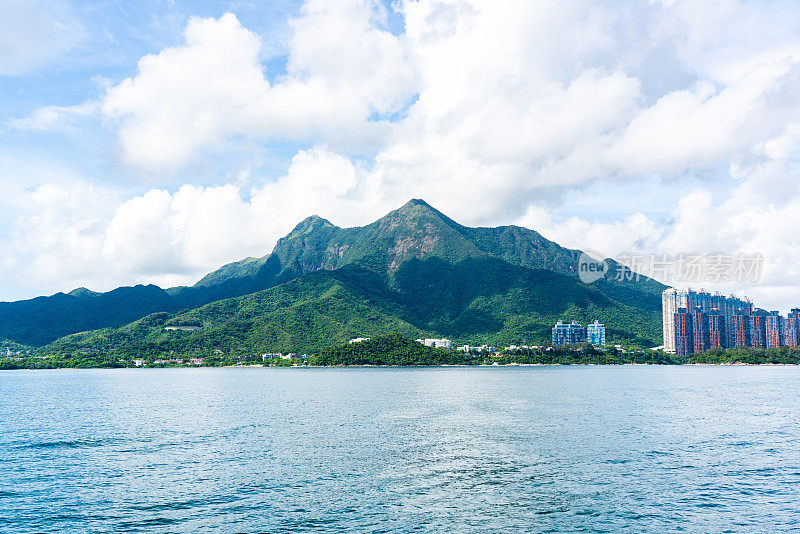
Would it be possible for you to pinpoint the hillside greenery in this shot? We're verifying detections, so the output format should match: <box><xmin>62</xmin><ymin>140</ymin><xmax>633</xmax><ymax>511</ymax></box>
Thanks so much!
<box><xmin>31</xmin><ymin>257</ymin><xmax>663</xmax><ymax>360</ymax></box>
<box><xmin>684</xmin><ymin>347</ymin><xmax>800</xmax><ymax>365</ymax></box>
<box><xmin>310</xmin><ymin>333</ymin><xmax>478</xmax><ymax>365</ymax></box>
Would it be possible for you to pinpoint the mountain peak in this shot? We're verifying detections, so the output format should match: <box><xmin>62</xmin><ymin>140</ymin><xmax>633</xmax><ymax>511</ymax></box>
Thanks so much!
<box><xmin>402</xmin><ymin>198</ymin><xmax>432</xmax><ymax>209</ymax></box>
<box><xmin>387</xmin><ymin>198</ymin><xmax>454</xmax><ymax>223</ymax></box>
<box><xmin>394</xmin><ymin>198</ymin><xmax>440</xmax><ymax>215</ymax></box>
<box><xmin>68</xmin><ymin>287</ymin><xmax>99</xmax><ymax>298</ymax></box>
<box><xmin>290</xmin><ymin>214</ymin><xmax>336</xmax><ymax>235</ymax></box>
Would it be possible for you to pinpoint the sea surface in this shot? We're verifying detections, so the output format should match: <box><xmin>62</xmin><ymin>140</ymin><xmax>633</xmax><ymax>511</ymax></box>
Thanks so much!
<box><xmin>1</xmin><ymin>366</ymin><xmax>800</xmax><ymax>533</ymax></box>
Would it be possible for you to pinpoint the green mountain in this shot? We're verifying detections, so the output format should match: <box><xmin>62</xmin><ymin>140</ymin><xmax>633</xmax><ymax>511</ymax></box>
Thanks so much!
<box><xmin>2</xmin><ymin>199</ymin><xmax>666</xmax><ymax>351</ymax></box>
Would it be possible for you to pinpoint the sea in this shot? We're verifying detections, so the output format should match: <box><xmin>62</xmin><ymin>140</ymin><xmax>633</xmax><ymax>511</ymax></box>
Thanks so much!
<box><xmin>1</xmin><ymin>366</ymin><xmax>799</xmax><ymax>533</ymax></box>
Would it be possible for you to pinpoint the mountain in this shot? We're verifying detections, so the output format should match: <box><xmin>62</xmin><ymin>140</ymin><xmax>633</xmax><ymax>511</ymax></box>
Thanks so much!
<box><xmin>1</xmin><ymin>199</ymin><xmax>666</xmax><ymax>349</ymax></box>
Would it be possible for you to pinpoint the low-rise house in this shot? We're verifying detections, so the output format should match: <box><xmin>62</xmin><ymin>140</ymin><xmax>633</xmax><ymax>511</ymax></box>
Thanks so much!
<box><xmin>348</xmin><ymin>338</ymin><xmax>370</xmax><ymax>344</ymax></box>
<box><xmin>417</xmin><ymin>338</ymin><xmax>452</xmax><ymax>349</ymax></box>
<box><xmin>457</xmin><ymin>344</ymin><xmax>494</xmax><ymax>353</ymax></box>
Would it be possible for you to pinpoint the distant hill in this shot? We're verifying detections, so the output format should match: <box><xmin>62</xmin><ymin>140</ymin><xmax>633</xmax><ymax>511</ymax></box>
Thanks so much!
<box><xmin>1</xmin><ymin>199</ymin><xmax>666</xmax><ymax>350</ymax></box>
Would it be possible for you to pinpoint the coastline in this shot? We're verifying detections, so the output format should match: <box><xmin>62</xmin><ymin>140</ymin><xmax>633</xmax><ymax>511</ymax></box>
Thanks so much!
<box><xmin>5</xmin><ymin>362</ymin><xmax>800</xmax><ymax>370</ymax></box>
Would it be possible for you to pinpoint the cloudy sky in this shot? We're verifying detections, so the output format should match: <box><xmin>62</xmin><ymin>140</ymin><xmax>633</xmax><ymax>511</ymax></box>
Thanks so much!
<box><xmin>2</xmin><ymin>0</ymin><xmax>800</xmax><ymax>311</ymax></box>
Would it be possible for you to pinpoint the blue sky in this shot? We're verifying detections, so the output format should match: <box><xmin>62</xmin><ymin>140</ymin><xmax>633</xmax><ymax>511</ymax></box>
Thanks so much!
<box><xmin>3</xmin><ymin>0</ymin><xmax>800</xmax><ymax>312</ymax></box>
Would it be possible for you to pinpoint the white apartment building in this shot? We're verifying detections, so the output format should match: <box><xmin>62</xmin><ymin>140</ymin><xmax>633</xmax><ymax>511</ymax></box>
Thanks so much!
<box><xmin>417</xmin><ymin>338</ymin><xmax>452</xmax><ymax>349</ymax></box>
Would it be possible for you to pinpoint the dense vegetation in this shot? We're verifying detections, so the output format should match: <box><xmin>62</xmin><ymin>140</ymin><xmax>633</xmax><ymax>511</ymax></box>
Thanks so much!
<box><xmin>7</xmin><ymin>333</ymin><xmax>800</xmax><ymax>368</ymax></box>
<box><xmin>493</xmin><ymin>345</ymin><xmax>680</xmax><ymax>365</ymax></box>
<box><xmin>310</xmin><ymin>333</ymin><xmax>478</xmax><ymax>365</ymax></box>
<box><xmin>684</xmin><ymin>347</ymin><xmax>800</xmax><ymax>365</ymax></box>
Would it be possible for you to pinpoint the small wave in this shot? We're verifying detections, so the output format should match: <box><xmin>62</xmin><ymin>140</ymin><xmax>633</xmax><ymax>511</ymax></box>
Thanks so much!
<box><xmin>117</xmin><ymin>517</ymin><xmax>178</xmax><ymax>529</ymax></box>
<box><xmin>131</xmin><ymin>494</ymin><xmax>241</xmax><ymax>512</ymax></box>
<box><xmin>18</xmin><ymin>439</ymin><xmax>106</xmax><ymax>450</ymax></box>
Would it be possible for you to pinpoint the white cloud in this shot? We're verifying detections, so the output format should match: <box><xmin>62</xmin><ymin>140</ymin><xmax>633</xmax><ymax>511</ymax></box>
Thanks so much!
<box><xmin>10</xmin><ymin>102</ymin><xmax>99</xmax><ymax>132</ymax></box>
<box><xmin>100</xmin><ymin>7</ymin><xmax>416</xmax><ymax>170</ymax></box>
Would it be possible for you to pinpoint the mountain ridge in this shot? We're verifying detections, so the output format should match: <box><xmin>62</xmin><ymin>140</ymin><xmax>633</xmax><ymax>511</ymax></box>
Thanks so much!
<box><xmin>0</xmin><ymin>199</ymin><xmax>666</xmax><ymax>347</ymax></box>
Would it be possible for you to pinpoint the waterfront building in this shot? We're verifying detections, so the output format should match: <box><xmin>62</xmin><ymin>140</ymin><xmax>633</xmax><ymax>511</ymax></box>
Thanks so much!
<box><xmin>733</xmin><ymin>315</ymin><xmax>751</xmax><ymax>348</ymax></box>
<box><xmin>750</xmin><ymin>315</ymin><xmax>767</xmax><ymax>348</ymax></box>
<box><xmin>552</xmin><ymin>321</ymin><xmax>586</xmax><ymax>346</ymax></box>
<box><xmin>787</xmin><ymin>309</ymin><xmax>800</xmax><ymax>347</ymax></box>
<box><xmin>662</xmin><ymin>289</ymin><xmax>680</xmax><ymax>353</ymax></box>
<box><xmin>766</xmin><ymin>312</ymin><xmax>786</xmax><ymax>348</ymax></box>
<box><xmin>663</xmin><ymin>287</ymin><xmax>800</xmax><ymax>351</ymax></box>
<box><xmin>586</xmin><ymin>321</ymin><xmax>606</xmax><ymax>346</ymax></box>
<box><xmin>709</xmin><ymin>311</ymin><xmax>726</xmax><ymax>349</ymax></box>
<box><xmin>674</xmin><ymin>308</ymin><xmax>694</xmax><ymax>357</ymax></box>
<box><xmin>725</xmin><ymin>296</ymin><xmax>753</xmax><ymax>349</ymax></box>
<box><xmin>663</xmin><ymin>288</ymin><xmax>756</xmax><ymax>352</ymax></box>
<box><xmin>692</xmin><ymin>309</ymin><xmax>710</xmax><ymax>354</ymax></box>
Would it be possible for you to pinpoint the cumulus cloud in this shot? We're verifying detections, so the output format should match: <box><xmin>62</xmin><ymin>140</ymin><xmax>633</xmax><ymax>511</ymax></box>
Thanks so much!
<box><xmin>101</xmin><ymin>7</ymin><xmax>416</xmax><ymax>170</ymax></box>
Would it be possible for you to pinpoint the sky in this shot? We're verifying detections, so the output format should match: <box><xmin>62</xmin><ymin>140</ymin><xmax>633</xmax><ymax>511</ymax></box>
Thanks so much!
<box><xmin>2</xmin><ymin>0</ymin><xmax>800</xmax><ymax>311</ymax></box>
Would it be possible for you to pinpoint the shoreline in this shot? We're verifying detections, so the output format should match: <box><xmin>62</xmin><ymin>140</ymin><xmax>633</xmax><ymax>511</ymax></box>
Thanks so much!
<box><xmin>4</xmin><ymin>362</ymin><xmax>800</xmax><ymax>370</ymax></box>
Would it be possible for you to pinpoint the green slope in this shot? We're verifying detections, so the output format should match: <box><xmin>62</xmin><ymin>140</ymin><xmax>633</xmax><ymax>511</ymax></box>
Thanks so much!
<box><xmin>40</xmin><ymin>256</ymin><xmax>661</xmax><ymax>359</ymax></box>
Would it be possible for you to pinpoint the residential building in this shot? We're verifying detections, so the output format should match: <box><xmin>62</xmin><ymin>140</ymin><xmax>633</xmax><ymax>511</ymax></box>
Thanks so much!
<box><xmin>417</xmin><ymin>338</ymin><xmax>452</xmax><ymax>349</ymax></box>
<box><xmin>691</xmin><ymin>309</ymin><xmax>710</xmax><ymax>354</ymax></box>
<box><xmin>348</xmin><ymin>338</ymin><xmax>370</xmax><ymax>344</ymax></box>
<box><xmin>725</xmin><ymin>296</ymin><xmax>753</xmax><ymax>349</ymax></box>
<box><xmin>674</xmin><ymin>308</ymin><xmax>694</xmax><ymax>357</ymax></box>
<box><xmin>750</xmin><ymin>315</ymin><xmax>767</xmax><ymax>348</ymax></box>
<box><xmin>733</xmin><ymin>315</ymin><xmax>751</xmax><ymax>348</ymax></box>
<box><xmin>586</xmin><ymin>321</ymin><xmax>605</xmax><ymax>346</ymax></box>
<box><xmin>766</xmin><ymin>312</ymin><xmax>786</xmax><ymax>348</ymax></box>
<box><xmin>661</xmin><ymin>288</ymin><xmax>680</xmax><ymax>353</ymax></box>
<box><xmin>709</xmin><ymin>311</ymin><xmax>726</xmax><ymax>349</ymax></box>
<box><xmin>663</xmin><ymin>288</ymin><xmax>755</xmax><ymax>352</ymax></box>
<box><xmin>458</xmin><ymin>345</ymin><xmax>494</xmax><ymax>353</ymax></box>
<box><xmin>787</xmin><ymin>309</ymin><xmax>800</xmax><ymax>347</ymax></box>
<box><xmin>552</xmin><ymin>321</ymin><xmax>586</xmax><ymax>346</ymax></box>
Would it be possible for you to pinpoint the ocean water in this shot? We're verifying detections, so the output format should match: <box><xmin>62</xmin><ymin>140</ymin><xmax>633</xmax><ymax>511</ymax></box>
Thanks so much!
<box><xmin>1</xmin><ymin>366</ymin><xmax>800</xmax><ymax>533</ymax></box>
